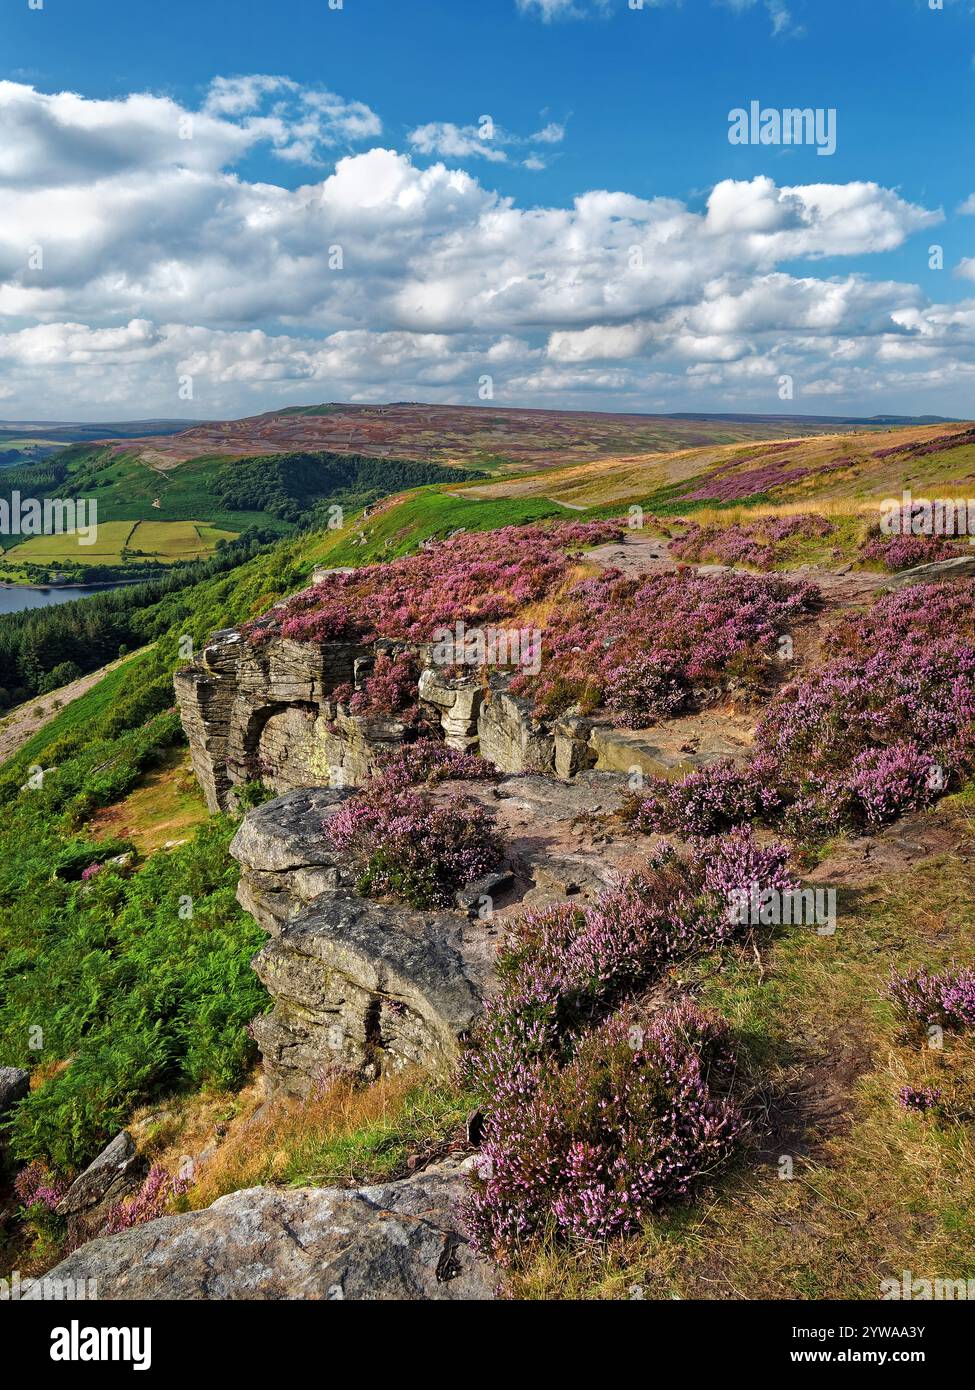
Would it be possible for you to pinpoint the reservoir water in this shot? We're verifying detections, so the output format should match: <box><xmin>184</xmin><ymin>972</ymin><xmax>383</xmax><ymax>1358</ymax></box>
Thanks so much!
<box><xmin>0</xmin><ymin>585</ymin><xmax>121</xmax><ymax>615</ymax></box>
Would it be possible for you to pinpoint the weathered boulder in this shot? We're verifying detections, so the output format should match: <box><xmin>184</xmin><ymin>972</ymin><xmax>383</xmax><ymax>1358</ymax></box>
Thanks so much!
<box><xmin>0</xmin><ymin>1066</ymin><xmax>29</xmax><ymax>1131</ymax></box>
<box><xmin>43</xmin><ymin>1162</ymin><xmax>494</xmax><ymax>1301</ymax></box>
<box><xmin>230</xmin><ymin>786</ymin><xmax>355</xmax><ymax>934</ymax></box>
<box><xmin>477</xmin><ymin>683</ymin><xmax>556</xmax><ymax>775</ymax></box>
<box><xmin>553</xmin><ymin>713</ymin><xmax>598</xmax><ymax>779</ymax></box>
<box><xmin>882</xmin><ymin>553</ymin><xmax>975</xmax><ymax>590</ymax></box>
<box><xmin>231</xmin><ymin>771</ymin><xmax>662</xmax><ymax>1096</ymax></box>
<box><xmin>251</xmin><ymin>895</ymin><xmax>497</xmax><ymax>1093</ymax></box>
<box><xmin>418</xmin><ymin>668</ymin><xmax>483</xmax><ymax>750</ymax></box>
<box><xmin>56</xmin><ymin>1131</ymin><xmax>146</xmax><ymax>1239</ymax></box>
<box><xmin>231</xmin><ymin>787</ymin><xmax>500</xmax><ymax>1094</ymax></box>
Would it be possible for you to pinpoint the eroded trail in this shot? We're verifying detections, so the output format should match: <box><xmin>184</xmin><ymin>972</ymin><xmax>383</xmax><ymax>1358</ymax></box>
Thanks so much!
<box><xmin>584</xmin><ymin>533</ymin><xmax>885</xmax><ymax>611</ymax></box>
<box><xmin>0</xmin><ymin>646</ymin><xmax>153</xmax><ymax>765</ymax></box>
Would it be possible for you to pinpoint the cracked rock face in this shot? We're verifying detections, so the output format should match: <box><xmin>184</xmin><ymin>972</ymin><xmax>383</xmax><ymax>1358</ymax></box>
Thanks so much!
<box><xmin>230</xmin><ymin>786</ymin><xmax>355</xmax><ymax>934</ymax></box>
<box><xmin>176</xmin><ymin>625</ymin><xmax>757</xmax><ymax>814</ymax></box>
<box><xmin>228</xmin><ymin>773</ymin><xmax>648</xmax><ymax>1095</ymax></box>
<box><xmin>174</xmin><ymin>629</ymin><xmax>372</xmax><ymax>812</ymax></box>
<box><xmin>55</xmin><ymin>1131</ymin><xmax>147</xmax><ymax>1241</ymax></box>
<box><xmin>230</xmin><ymin>787</ymin><xmax>498</xmax><ymax>1093</ymax></box>
<box><xmin>43</xmin><ymin>1162</ymin><xmax>494</xmax><ymax>1301</ymax></box>
<box><xmin>250</xmin><ymin>894</ymin><xmax>497</xmax><ymax>1093</ymax></box>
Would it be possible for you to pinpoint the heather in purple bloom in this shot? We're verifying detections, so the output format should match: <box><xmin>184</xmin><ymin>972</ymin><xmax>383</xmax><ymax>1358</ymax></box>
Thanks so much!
<box><xmin>245</xmin><ymin>517</ymin><xmax>624</xmax><ymax>648</ymax></box>
<box><xmin>375</xmin><ymin>739</ymin><xmax>498</xmax><ymax>791</ymax></box>
<box><xmin>643</xmin><ymin>580</ymin><xmax>975</xmax><ymax>839</ymax></box>
<box><xmin>697</xmin><ymin>824</ymin><xmax>796</xmax><ymax>902</ymax></box>
<box><xmin>825</xmin><ymin>743</ymin><xmax>936</xmax><ymax>827</ymax></box>
<box><xmin>671</xmin><ymin>513</ymin><xmax>834</xmax><ymax>570</ymax></box>
<box><xmin>14</xmin><ymin>1160</ymin><xmax>67</xmax><ymax>1213</ymax></box>
<box><xmin>80</xmin><ymin>862</ymin><xmax>104</xmax><ymax>882</ymax></box>
<box><xmin>681</xmin><ymin>442</ymin><xmax>814</xmax><ymax>504</ymax></box>
<box><xmin>325</xmin><ymin>784</ymin><xmax>506</xmax><ymax>909</ymax></box>
<box><xmin>103</xmin><ymin>1164</ymin><xmax>189</xmax><ymax>1234</ymax></box>
<box><xmin>860</xmin><ymin>532</ymin><xmax>963</xmax><ymax>572</ymax></box>
<box><xmin>872</xmin><ymin>426</ymin><xmax>975</xmax><ymax>462</ymax></box>
<box><xmin>888</xmin><ymin>964</ymin><xmax>975</xmax><ymax>1032</ymax></box>
<box><xmin>510</xmin><ymin>568</ymin><xmax>815</xmax><ymax>725</ymax></box>
<box><xmin>464</xmin><ymin>833</ymin><xmax>791</xmax><ymax>1260</ymax></box>
<box><xmin>632</xmin><ymin>757</ymin><xmax>783</xmax><ymax>836</ymax></box>
<box><xmin>467</xmin><ymin>1003</ymin><xmax>744</xmax><ymax>1258</ymax></box>
<box><xmin>898</xmin><ymin>1086</ymin><xmax>941</xmax><ymax>1113</ymax></box>
<box><xmin>332</xmin><ymin>649</ymin><xmax>422</xmax><ymax>720</ymax></box>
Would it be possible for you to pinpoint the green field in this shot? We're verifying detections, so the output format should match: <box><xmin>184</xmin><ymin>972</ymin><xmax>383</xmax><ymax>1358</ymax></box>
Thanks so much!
<box><xmin>44</xmin><ymin>450</ymin><xmax>275</xmax><ymax>530</ymax></box>
<box><xmin>0</xmin><ymin>519</ymin><xmax>238</xmax><ymax>570</ymax></box>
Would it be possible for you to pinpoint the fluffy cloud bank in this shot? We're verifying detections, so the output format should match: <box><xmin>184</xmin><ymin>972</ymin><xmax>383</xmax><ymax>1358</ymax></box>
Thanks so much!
<box><xmin>0</xmin><ymin>77</ymin><xmax>969</xmax><ymax>418</ymax></box>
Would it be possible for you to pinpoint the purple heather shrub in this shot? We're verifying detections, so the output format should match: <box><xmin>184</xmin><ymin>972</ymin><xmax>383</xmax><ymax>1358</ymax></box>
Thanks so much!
<box><xmin>325</xmin><ymin>784</ymin><xmax>506</xmax><ymax>909</ymax></box>
<box><xmin>671</xmin><ymin>523</ymin><xmax>776</xmax><ymax>570</ymax></box>
<box><xmin>824</xmin><ymin>742</ymin><xmax>937</xmax><ymax>827</ymax></box>
<box><xmin>103</xmin><ymin>1165</ymin><xmax>189</xmax><ymax>1234</ymax></box>
<box><xmin>245</xmin><ymin>515</ymin><xmax>812</xmax><ymax>734</ymax></box>
<box><xmin>464</xmin><ymin>833</ymin><xmax>793</xmax><ymax>1259</ymax></box>
<box><xmin>632</xmin><ymin>756</ymin><xmax>784</xmax><ymax>837</ymax></box>
<box><xmin>375</xmin><ymin>738</ymin><xmax>498</xmax><ymax>791</ymax></box>
<box><xmin>860</xmin><ymin>532</ymin><xmax>964</xmax><ymax>572</ymax></box>
<box><xmin>764</xmin><ymin>514</ymin><xmax>835</xmax><ymax>542</ymax></box>
<box><xmin>466</xmin><ymin>1002</ymin><xmax>744</xmax><ymax>1257</ymax></box>
<box><xmin>482</xmin><ymin>845</ymin><xmax>787</xmax><ymax>1028</ymax></box>
<box><xmin>680</xmin><ymin>443</ymin><xmax>812</xmax><ymax>504</ymax></box>
<box><xmin>888</xmin><ymin>964</ymin><xmax>975</xmax><ymax>1032</ymax></box>
<box><xmin>872</xmin><ymin>426</ymin><xmax>975</xmax><ymax>462</ymax></box>
<box><xmin>897</xmin><ymin>1086</ymin><xmax>941</xmax><ymax>1113</ymax></box>
<box><xmin>509</xmin><ymin>568</ymin><xmax>815</xmax><ymax>725</ymax></box>
<box><xmin>726</xmin><ymin>581</ymin><xmax>975</xmax><ymax>834</ymax></box>
<box><xmin>14</xmin><ymin>1161</ymin><xmax>68</xmax><ymax>1213</ymax></box>
<box><xmin>670</xmin><ymin>513</ymin><xmax>834</xmax><ymax>571</ymax></box>
<box><xmin>697</xmin><ymin>824</ymin><xmax>797</xmax><ymax>903</ymax></box>
<box><xmin>245</xmin><ymin>518</ymin><xmax>624</xmax><ymax>649</ymax></box>
<box><xmin>332</xmin><ymin>649</ymin><xmax>422</xmax><ymax>721</ymax></box>
<box><xmin>80</xmin><ymin>862</ymin><xmax>104</xmax><ymax>882</ymax></box>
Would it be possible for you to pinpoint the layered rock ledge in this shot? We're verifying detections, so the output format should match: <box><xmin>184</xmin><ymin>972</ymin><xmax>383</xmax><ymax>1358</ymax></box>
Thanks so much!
<box><xmin>175</xmin><ymin>628</ymin><xmax>754</xmax><ymax>816</ymax></box>
<box><xmin>228</xmin><ymin>775</ymin><xmax>640</xmax><ymax>1095</ymax></box>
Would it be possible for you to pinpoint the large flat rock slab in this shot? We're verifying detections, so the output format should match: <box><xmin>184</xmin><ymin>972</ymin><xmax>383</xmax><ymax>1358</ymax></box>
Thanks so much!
<box><xmin>44</xmin><ymin>1163</ymin><xmax>494</xmax><ymax>1301</ymax></box>
<box><xmin>588</xmin><ymin>713</ymin><xmax>754</xmax><ymax>779</ymax></box>
<box><xmin>430</xmin><ymin>771</ymin><xmax>644</xmax><ymax>913</ymax></box>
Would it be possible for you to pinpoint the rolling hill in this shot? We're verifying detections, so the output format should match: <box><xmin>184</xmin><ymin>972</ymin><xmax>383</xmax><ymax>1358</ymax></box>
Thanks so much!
<box><xmin>0</xmin><ymin>418</ymin><xmax>200</xmax><ymax>469</ymax></box>
<box><xmin>1</xmin><ymin>407</ymin><xmax>969</xmax><ymax>585</ymax></box>
<box><xmin>108</xmin><ymin>402</ymin><xmax>931</xmax><ymax>473</ymax></box>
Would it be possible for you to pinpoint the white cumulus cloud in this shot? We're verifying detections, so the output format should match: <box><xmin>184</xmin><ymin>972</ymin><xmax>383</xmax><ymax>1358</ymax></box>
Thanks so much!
<box><xmin>0</xmin><ymin>78</ymin><xmax>966</xmax><ymax>419</ymax></box>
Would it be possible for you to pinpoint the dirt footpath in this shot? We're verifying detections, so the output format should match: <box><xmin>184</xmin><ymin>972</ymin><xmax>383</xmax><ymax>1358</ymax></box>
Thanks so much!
<box><xmin>0</xmin><ymin>646</ymin><xmax>153</xmax><ymax>765</ymax></box>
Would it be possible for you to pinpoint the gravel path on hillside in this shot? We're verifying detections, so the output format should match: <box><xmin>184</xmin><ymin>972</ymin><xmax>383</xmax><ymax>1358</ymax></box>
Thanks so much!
<box><xmin>0</xmin><ymin>646</ymin><xmax>153</xmax><ymax>766</ymax></box>
<box><xmin>584</xmin><ymin>534</ymin><xmax>885</xmax><ymax>610</ymax></box>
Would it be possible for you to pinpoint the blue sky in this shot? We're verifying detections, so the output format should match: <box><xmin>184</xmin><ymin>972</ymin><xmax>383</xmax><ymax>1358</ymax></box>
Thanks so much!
<box><xmin>1</xmin><ymin>0</ymin><xmax>973</xmax><ymax>418</ymax></box>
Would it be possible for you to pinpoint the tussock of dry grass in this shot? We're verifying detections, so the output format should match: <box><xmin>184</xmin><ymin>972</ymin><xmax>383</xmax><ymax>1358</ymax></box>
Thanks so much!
<box><xmin>140</xmin><ymin>1070</ymin><xmax>471</xmax><ymax>1213</ymax></box>
<box><xmin>513</xmin><ymin>561</ymin><xmax>599</xmax><ymax>631</ymax></box>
